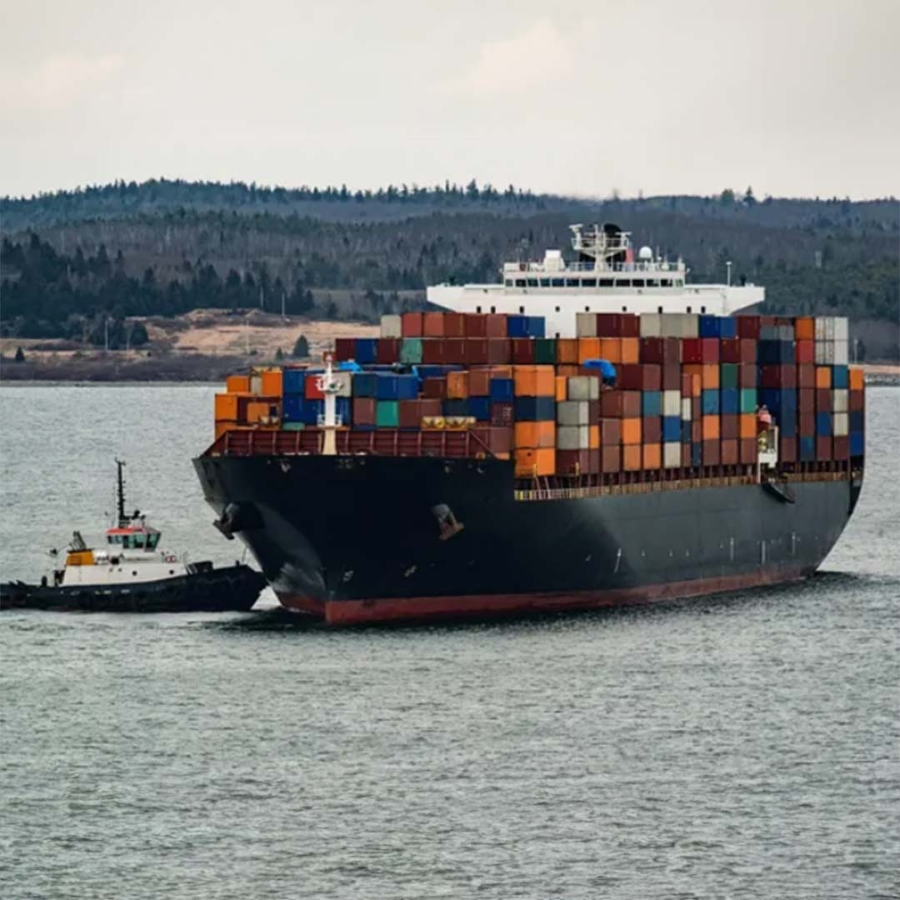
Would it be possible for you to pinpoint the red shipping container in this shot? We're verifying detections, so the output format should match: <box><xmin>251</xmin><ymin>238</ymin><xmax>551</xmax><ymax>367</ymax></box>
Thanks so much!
<box><xmin>486</xmin><ymin>315</ymin><xmax>508</xmax><ymax>338</ymax></box>
<box><xmin>464</xmin><ymin>339</ymin><xmax>489</xmax><ymax>365</ymax></box>
<box><xmin>641</xmin><ymin>364</ymin><xmax>662</xmax><ymax>392</ymax></box>
<box><xmin>602</xmin><ymin>445</ymin><xmax>622</xmax><ymax>472</ymax></box>
<box><xmin>796</xmin><ymin>340</ymin><xmax>814</xmax><ymax>364</ymax></box>
<box><xmin>443</xmin><ymin>313</ymin><xmax>466</xmax><ymax>338</ymax></box>
<box><xmin>739</xmin><ymin>437</ymin><xmax>757</xmax><ymax>464</ymax></box>
<box><xmin>557</xmin><ymin>449</ymin><xmax>594</xmax><ymax>475</ymax></box>
<box><xmin>490</xmin><ymin>402</ymin><xmax>514</xmax><ymax>426</ymax></box>
<box><xmin>701</xmin><ymin>338</ymin><xmax>720</xmax><ymax>363</ymax></box>
<box><xmin>619</xmin><ymin>315</ymin><xmax>640</xmax><ymax>338</ymax></box>
<box><xmin>663</xmin><ymin>364</ymin><xmax>681</xmax><ymax>391</ymax></box>
<box><xmin>663</xmin><ymin>338</ymin><xmax>680</xmax><ymax>364</ymax></box>
<box><xmin>469</xmin><ymin>370</ymin><xmax>491</xmax><ymax>396</ymax></box>
<box><xmin>601</xmin><ymin>419</ymin><xmax>622</xmax><ymax>445</ymax></box>
<box><xmin>617</xmin><ymin>364</ymin><xmax>643</xmax><ymax>391</ymax></box>
<box><xmin>781</xmin><ymin>437</ymin><xmax>798</xmax><ymax>463</ymax></box>
<box><xmin>422</xmin><ymin>339</ymin><xmax>446</xmax><ymax>364</ymax></box>
<box><xmin>849</xmin><ymin>390</ymin><xmax>864</xmax><ymax>413</ymax></box>
<box><xmin>721</xmin><ymin>439</ymin><xmax>739</xmax><ymax>465</ymax></box>
<box><xmin>739</xmin><ymin>339</ymin><xmax>757</xmax><ymax>363</ymax></box>
<box><xmin>682</xmin><ymin>338</ymin><xmax>703</xmax><ymax>364</ymax></box>
<box><xmin>816</xmin><ymin>389</ymin><xmax>832</xmax><ymax>412</ymax></box>
<box><xmin>682</xmin><ymin>445</ymin><xmax>692</xmax><ymax>467</ymax></box>
<box><xmin>737</xmin><ymin>316</ymin><xmax>761</xmax><ymax>340</ymax></box>
<box><xmin>816</xmin><ymin>436</ymin><xmax>832</xmax><ymax>459</ymax></box>
<box><xmin>798</xmin><ymin>388</ymin><xmax>815</xmax><ymax>412</ymax></box>
<box><xmin>588</xmin><ymin>399</ymin><xmax>600</xmax><ymax>421</ymax></box>
<box><xmin>401</xmin><ymin>312</ymin><xmax>423</xmax><ymax>337</ymax></box>
<box><xmin>759</xmin><ymin>315</ymin><xmax>777</xmax><ymax>328</ymax></box>
<box><xmin>463</xmin><ymin>314</ymin><xmax>488</xmax><ymax>338</ymax></box>
<box><xmin>376</xmin><ymin>338</ymin><xmax>400</xmax><ymax>364</ymax></box>
<box><xmin>833</xmin><ymin>436</ymin><xmax>850</xmax><ymax>459</ymax></box>
<box><xmin>759</xmin><ymin>365</ymin><xmax>797</xmax><ymax>389</ymax></box>
<box><xmin>471</xmin><ymin>426</ymin><xmax>512</xmax><ymax>456</ymax></box>
<box><xmin>640</xmin><ymin>337</ymin><xmax>665</xmax><ymax>364</ymax></box>
<box><xmin>721</xmin><ymin>415</ymin><xmax>739</xmax><ymax>440</ymax></box>
<box><xmin>601</xmin><ymin>390</ymin><xmax>624</xmax><ymax>417</ymax></box>
<box><xmin>487</xmin><ymin>339</ymin><xmax>512</xmax><ymax>365</ymax></box>
<box><xmin>442</xmin><ymin>338</ymin><xmax>465</xmax><ymax>364</ymax></box>
<box><xmin>511</xmin><ymin>339</ymin><xmax>535</xmax><ymax>364</ymax></box>
<box><xmin>305</xmin><ymin>377</ymin><xmax>325</xmax><ymax>400</ymax></box>
<box><xmin>334</xmin><ymin>338</ymin><xmax>356</xmax><ymax>362</ymax></box>
<box><xmin>596</xmin><ymin>314</ymin><xmax>621</xmax><ymax>337</ymax></box>
<box><xmin>353</xmin><ymin>397</ymin><xmax>376</xmax><ymax>425</ymax></box>
<box><xmin>399</xmin><ymin>398</ymin><xmax>442</xmax><ymax>429</ymax></box>
<box><xmin>681</xmin><ymin>373</ymin><xmax>693</xmax><ymax>396</ymax></box>
<box><xmin>422</xmin><ymin>377</ymin><xmax>446</xmax><ymax>399</ymax></box>
<box><xmin>642</xmin><ymin>417</ymin><xmax>662</xmax><ymax>443</ymax></box>
<box><xmin>739</xmin><ymin>364</ymin><xmax>757</xmax><ymax>388</ymax></box>
<box><xmin>798</xmin><ymin>364</ymin><xmax>815</xmax><ymax>389</ymax></box>
<box><xmin>622</xmin><ymin>391</ymin><xmax>642</xmax><ymax>418</ymax></box>
<box><xmin>799</xmin><ymin>411</ymin><xmax>815</xmax><ymax>436</ymax></box>
<box><xmin>692</xmin><ymin>421</ymin><xmax>702</xmax><ymax>443</ymax></box>
<box><xmin>702</xmin><ymin>440</ymin><xmax>720</xmax><ymax>465</ymax></box>
<box><xmin>423</xmin><ymin>312</ymin><xmax>446</xmax><ymax>337</ymax></box>
<box><xmin>720</xmin><ymin>339</ymin><xmax>741</xmax><ymax>364</ymax></box>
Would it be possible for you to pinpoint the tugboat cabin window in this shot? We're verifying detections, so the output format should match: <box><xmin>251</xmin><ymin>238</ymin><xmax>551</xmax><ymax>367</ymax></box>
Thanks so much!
<box><xmin>565</xmin><ymin>278</ymin><xmax>579</xmax><ymax>288</ymax></box>
<box><xmin>582</xmin><ymin>278</ymin><xmax>597</xmax><ymax>287</ymax></box>
<box><xmin>599</xmin><ymin>279</ymin><xmax>613</xmax><ymax>287</ymax></box>
<box><xmin>515</xmin><ymin>279</ymin><xmax>526</xmax><ymax>288</ymax></box>
<box><xmin>551</xmin><ymin>278</ymin><xmax>564</xmax><ymax>287</ymax></box>
<box><xmin>540</xmin><ymin>279</ymin><xmax>550</xmax><ymax>287</ymax></box>
<box><xmin>527</xmin><ymin>278</ymin><xmax>538</xmax><ymax>288</ymax></box>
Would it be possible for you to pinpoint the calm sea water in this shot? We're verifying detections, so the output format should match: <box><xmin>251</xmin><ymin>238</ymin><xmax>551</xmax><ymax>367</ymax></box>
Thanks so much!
<box><xmin>1</xmin><ymin>384</ymin><xmax>898</xmax><ymax>899</ymax></box>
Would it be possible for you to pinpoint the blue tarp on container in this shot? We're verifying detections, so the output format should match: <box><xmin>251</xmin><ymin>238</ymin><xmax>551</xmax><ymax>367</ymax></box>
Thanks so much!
<box><xmin>283</xmin><ymin>369</ymin><xmax>306</xmax><ymax>394</ymax></box>
<box><xmin>816</xmin><ymin>412</ymin><xmax>832</xmax><ymax>436</ymax></box>
<box><xmin>642</xmin><ymin>391</ymin><xmax>662</xmax><ymax>417</ymax></box>
<box><xmin>832</xmin><ymin>365</ymin><xmax>849</xmax><ymax>389</ymax></box>
<box><xmin>416</xmin><ymin>364</ymin><xmax>464</xmax><ymax>380</ymax></box>
<box><xmin>720</xmin><ymin>388</ymin><xmax>739</xmax><ymax>415</ymax></box>
<box><xmin>662</xmin><ymin>416</ymin><xmax>681</xmax><ymax>442</ymax></box>
<box><xmin>354</xmin><ymin>338</ymin><xmax>378</xmax><ymax>365</ymax></box>
<box><xmin>489</xmin><ymin>378</ymin><xmax>514</xmax><ymax>402</ymax></box>
<box><xmin>582</xmin><ymin>359</ymin><xmax>617</xmax><ymax>381</ymax></box>
<box><xmin>701</xmin><ymin>390</ymin><xmax>720</xmax><ymax>414</ymax></box>
<box><xmin>337</xmin><ymin>361</ymin><xmax>363</xmax><ymax>373</ymax></box>
<box><xmin>514</xmin><ymin>396</ymin><xmax>556</xmax><ymax>421</ymax></box>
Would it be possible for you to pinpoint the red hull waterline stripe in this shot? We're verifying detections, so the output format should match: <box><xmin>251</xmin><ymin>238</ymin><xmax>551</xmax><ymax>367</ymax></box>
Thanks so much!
<box><xmin>277</xmin><ymin>567</ymin><xmax>811</xmax><ymax>626</ymax></box>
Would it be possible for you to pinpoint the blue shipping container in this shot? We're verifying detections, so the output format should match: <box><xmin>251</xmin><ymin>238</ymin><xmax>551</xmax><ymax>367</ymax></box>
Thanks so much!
<box><xmin>489</xmin><ymin>378</ymin><xmax>514</xmax><ymax>402</ymax></box>
<box><xmin>354</xmin><ymin>338</ymin><xmax>378</xmax><ymax>364</ymax></box>
<box><xmin>701</xmin><ymin>390</ymin><xmax>720</xmax><ymax>414</ymax></box>
<box><xmin>759</xmin><ymin>388</ymin><xmax>797</xmax><ymax>415</ymax></box>
<box><xmin>850</xmin><ymin>410</ymin><xmax>864</xmax><ymax>432</ymax></box>
<box><xmin>642</xmin><ymin>391</ymin><xmax>662</xmax><ymax>417</ymax></box>
<box><xmin>283</xmin><ymin>393</ymin><xmax>304</xmax><ymax>422</ymax></box>
<box><xmin>832</xmin><ymin>365</ymin><xmax>849</xmax><ymax>389</ymax></box>
<box><xmin>720</xmin><ymin>388</ymin><xmax>739</xmax><ymax>415</ymax></box>
<box><xmin>662</xmin><ymin>416</ymin><xmax>681</xmax><ymax>442</ymax></box>
<box><xmin>718</xmin><ymin>317</ymin><xmax>737</xmax><ymax>339</ymax></box>
<box><xmin>691</xmin><ymin>443</ymin><xmax>702</xmax><ymax>467</ymax></box>
<box><xmin>681</xmin><ymin>421</ymin><xmax>692</xmax><ymax>444</ymax></box>
<box><xmin>514</xmin><ymin>396</ymin><xmax>556</xmax><ymax>421</ymax></box>
<box><xmin>507</xmin><ymin>315</ymin><xmax>530</xmax><ymax>338</ymax></box>
<box><xmin>375</xmin><ymin>375</ymin><xmax>399</xmax><ymax>400</ymax></box>
<box><xmin>699</xmin><ymin>315</ymin><xmax>719</xmax><ymax>338</ymax></box>
<box><xmin>799</xmin><ymin>435</ymin><xmax>816</xmax><ymax>461</ymax></box>
<box><xmin>443</xmin><ymin>399</ymin><xmax>470</xmax><ymax>417</ymax></box>
<box><xmin>396</xmin><ymin>375</ymin><xmax>418</xmax><ymax>400</ymax></box>
<box><xmin>283</xmin><ymin>369</ymin><xmax>305</xmax><ymax>394</ymax></box>
<box><xmin>780</xmin><ymin>411</ymin><xmax>798</xmax><ymax>438</ymax></box>
<box><xmin>468</xmin><ymin>396</ymin><xmax>491</xmax><ymax>421</ymax></box>
<box><xmin>816</xmin><ymin>412</ymin><xmax>832</xmax><ymax>436</ymax></box>
<box><xmin>353</xmin><ymin>373</ymin><xmax>378</xmax><ymax>398</ymax></box>
<box><xmin>527</xmin><ymin>316</ymin><xmax>546</xmax><ymax>338</ymax></box>
<box><xmin>850</xmin><ymin>432</ymin><xmax>864</xmax><ymax>456</ymax></box>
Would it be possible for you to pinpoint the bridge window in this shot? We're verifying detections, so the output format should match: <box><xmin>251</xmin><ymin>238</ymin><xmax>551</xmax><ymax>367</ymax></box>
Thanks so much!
<box><xmin>566</xmin><ymin>278</ymin><xmax>579</xmax><ymax>287</ymax></box>
<box><xmin>661</xmin><ymin>279</ymin><xmax>672</xmax><ymax>287</ymax></box>
<box><xmin>505</xmin><ymin>279</ymin><xmax>513</xmax><ymax>287</ymax></box>
<box><xmin>599</xmin><ymin>279</ymin><xmax>613</xmax><ymax>288</ymax></box>
<box><xmin>490</xmin><ymin>306</ymin><xmax>496</xmax><ymax>313</ymax></box>
<box><xmin>582</xmin><ymin>278</ymin><xmax>596</xmax><ymax>287</ymax></box>
<box><xmin>646</xmin><ymin>279</ymin><xmax>659</xmax><ymax>287</ymax></box>
<box><xmin>539</xmin><ymin>278</ymin><xmax>550</xmax><ymax>287</ymax></box>
<box><xmin>551</xmin><ymin>278</ymin><xmax>564</xmax><ymax>287</ymax></box>
<box><xmin>515</xmin><ymin>279</ymin><xmax>526</xmax><ymax>288</ymax></box>
<box><xmin>632</xmin><ymin>279</ymin><xmax>645</xmax><ymax>288</ymax></box>
<box><xmin>622</xmin><ymin>306</ymin><xmax>628</xmax><ymax>312</ymax></box>
<box><xmin>584</xmin><ymin>306</ymin><xmax>590</xmax><ymax>312</ymax></box>
<box><xmin>527</xmin><ymin>278</ymin><xmax>538</xmax><ymax>288</ymax></box>
<box><xmin>701</xmin><ymin>306</ymin><xmax>707</xmax><ymax>313</ymax></box>
<box><xmin>676</xmin><ymin>280</ymin><xmax>684</xmax><ymax>287</ymax></box>
<box><xmin>555</xmin><ymin>306</ymin><xmax>560</xmax><ymax>312</ymax></box>
<box><xmin>476</xmin><ymin>306</ymin><xmax>482</xmax><ymax>313</ymax></box>
<box><xmin>618</xmin><ymin>279</ymin><xmax>631</xmax><ymax>288</ymax></box>
<box><xmin>687</xmin><ymin>306</ymin><xmax>692</xmax><ymax>313</ymax></box>
<box><xmin>658</xmin><ymin>306</ymin><xmax>663</xmax><ymax>313</ymax></box>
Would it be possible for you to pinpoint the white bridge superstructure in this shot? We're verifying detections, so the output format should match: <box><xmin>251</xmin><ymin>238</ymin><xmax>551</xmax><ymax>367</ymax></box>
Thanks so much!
<box><xmin>427</xmin><ymin>224</ymin><xmax>764</xmax><ymax>337</ymax></box>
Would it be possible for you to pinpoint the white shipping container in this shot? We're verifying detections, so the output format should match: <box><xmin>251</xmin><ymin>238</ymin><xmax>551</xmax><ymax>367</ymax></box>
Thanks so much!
<box><xmin>334</xmin><ymin>372</ymin><xmax>354</xmax><ymax>397</ymax></box>
<box><xmin>681</xmin><ymin>398</ymin><xmax>693</xmax><ymax>421</ymax></box>
<box><xmin>250</xmin><ymin>375</ymin><xmax>263</xmax><ymax>394</ymax></box>
<box><xmin>663</xmin><ymin>442</ymin><xmax>682</xmax><ymax>468</ymax></box>
<box><xmin>659</xmin><ymin>314</ymin><xmax>682</xmax><ymax>338</ymax></box>
<box><xmin>815</xmin><ymin>342</ymin><xmax>836</xmax><ymax>364</ymax></box>
<box><xmin>815</xmin><ymin>317</ymin><xmax>827</xmax><ymax>341</ymax></box>
<box><xmin>639</xmin><ymin>313</ymin><xmax>662</xmax><ymax>338</ymax></box>
<box><xmin>824</xmin><ymin>317</ymin><xmax>836</xmax><ymax>340</ymax></box>
<box><xmin>833</xmin><ymin>412</ymin><xmax>849</xmax><ymax>436</ymax></box>
<box><xmin>557</xmin><ymin>401</ymin><xmax>590</xmax><ymax>426</ymax></box>
<box><xmin>663</xmin><ymin>390</ymin><xmax>681</xmax><ymax>417</ymax></box>
<box><xmin>834</xmin><ymin>317</ymin><xmax>849</xmax><ymax>341</ymax></box>
<box><xmin>576</xmin><ymin>312</ymin><xmax>597</xmax><ymax>338</ymax></box>
<box><xmin>833</xmin><ymin>389</ymin><xmax>848</xmax><ymax>413</ymax></box>
<box><xmin>834</xmin><ymin>340</ymin><xmax>849</xmax><ymax>365</ymax></box>
<box><xmin>680</xmin><ymin>314</ymin><xmax>700</xmax><ymax>338</ymax></box>
<box><xmin>380</xmin><ymin>314</ymin><xmax>402</xmax><ymax>338</ymax></box>
<box><xmin>566</xmin><ymin>376</ymin><xmax>599</xmax><ymax>401</ymax></box>
<box><xmin>557</xmin><ymin>425</ymin><xmax>590</xmax><ymax>450</ymax></box>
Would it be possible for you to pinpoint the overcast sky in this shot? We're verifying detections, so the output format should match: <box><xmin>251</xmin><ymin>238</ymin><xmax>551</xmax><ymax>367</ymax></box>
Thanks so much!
<box><xmin>1</xmin><ymin>0</ymin><xmax>898</xmax><ymax>200</ymax></box>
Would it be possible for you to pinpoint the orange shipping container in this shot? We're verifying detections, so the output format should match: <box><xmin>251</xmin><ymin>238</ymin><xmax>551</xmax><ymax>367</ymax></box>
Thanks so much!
<box><xmin>514</xmin><ymin>421</ymin><xmax>556</xmax><ymax>449</ymax></box>
<box><xmin>849</xmin><ymin>367</ymin><xmax>864</xmax><ymax>390</ymax></box>
<box><xmin>556</xmin><ymin>364</ymin><xmax>580</xmax><ymax>378</ymax></box>
<box><xmin>702</xmin><ymin>415</ymin><xmax>720</xmax><ymax>440</ymax></box>
<box><xmin>577</xmin><ymin>337</ymin><xmax>601</xmax><ymax>364</ymax></box>
<box><xmin>622</xmin><ymin>445</ymin><xmax>642</xmax><ymax>471</ymax></box>
<box><xmin>702</xmin><ymin>364</ymin><xmax>720</xmax><ymax>390</ymax></box>
<box><xmin>599</xmin><ymin>338</ymin><xmax>622</xmax><ymax>364</ymax></box>
<box><xmin>215</xmin><ymin>421</ymin><xmax>238</xmax><ymax>441</ymax></box>
<box><xmin>447</xmin><ymin>371</ymin><xmax>469</xmax><ymax>399</ymax></box>
<box><xmin>513</xmin><ymin>365</ymin><xmax>555</xmax><ymax>397</ymax></box>
<box><xmin>816</xmin><ymin>366</ymin><xmax>832</xmax><ymax>389</ymax></box>
<box><xmin>643</xmin><ymin>443</ymin><xmax>662</xmax><ymax>469</ymax></box>
<box><xmin>556</xmin><ymin>339</ymin><xmax>579</xmax><ymax>364</ymax></box>
<box><xmin>555</xmin><ymin>376</ymin><xmax>567</xmax><ymax>402</ymax></box>
<box><xmin>622</xmin><ymin>418</ymin><xmax>642</xmax><ymax>445</ymax></box>
<box><xmin>795</xmin><ymin>317</ymin><xmax>815</xmax><ymax>341</ymax></box>
<box><xmin>739</xmin><ymin>413</ymin><xmax>757</xmax><ymax>438</ymax></box>
<box><xmin>215</xmin><ymin>393</ymin><xmax>240</xmax><ymax>421</ymax></box>
<box><xmin>588</xmin><ymin>425</ymin><xmax>600</xmax><ymax>449</ymax></box>
<box><xmin>261</xmin><ymin>369</ymin><xmax>283</xmax><ymax>397</ymax></box>
<box><xmin>515</xmin><ymin>448</ymin><xmax>556</xmax><ymax>477</ymax></box>
<box><xmin>226</xmin><ymin>374</ymin><xmax>250</xmax><ymax>394</ymax></box>
<box><xmin>469</xmin><ymin>370</ymin><xmax>491</xmax><ymax>396</ymax></box>
<box><xmin>692</xmin><ymin>374</ymin><xmax>702</xmax><ymax>398</ymax></box>
<box><xmin>245</xmin><ymin>401</ymin><xmax>277</xmax><ymax>424</ymax></box>
<box><xmin>423</xmin><ymin>312</ymin><xmax>446</xmax><ymax>337</ymax></box>
<box><xmin>620</xmin><ymin>337</ymin><xmax>640</xmax><ymax>364</ymax></box>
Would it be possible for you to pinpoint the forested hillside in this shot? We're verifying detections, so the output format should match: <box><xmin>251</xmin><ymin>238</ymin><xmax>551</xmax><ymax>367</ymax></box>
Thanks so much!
<box><xmin>1</xmin><ymin>180</ymin><xmax>897</xmax><ymax>356</ymax></box>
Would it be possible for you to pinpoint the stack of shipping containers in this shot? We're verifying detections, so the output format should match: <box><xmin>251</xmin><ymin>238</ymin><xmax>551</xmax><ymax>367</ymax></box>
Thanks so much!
<box><xmin>213</xmin><ymin>311</ymin><xmax>864</xmax><ymax>478</ymax></box>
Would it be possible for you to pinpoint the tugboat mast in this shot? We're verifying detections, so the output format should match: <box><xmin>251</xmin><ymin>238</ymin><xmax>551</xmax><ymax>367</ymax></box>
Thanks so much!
<box><xmin>115</xmin><ymin>458</ymin><xmax>127</xmax><ymax>527</ymax></box>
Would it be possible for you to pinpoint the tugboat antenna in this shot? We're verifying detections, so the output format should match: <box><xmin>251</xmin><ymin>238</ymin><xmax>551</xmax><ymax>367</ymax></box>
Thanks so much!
<box><xmin>115</xmin><ymin>458</ymin><xmax>127</xmax><ymax>527</ymax></box>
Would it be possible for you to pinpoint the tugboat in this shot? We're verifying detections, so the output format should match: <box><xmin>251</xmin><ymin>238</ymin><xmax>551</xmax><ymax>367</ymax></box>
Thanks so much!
<box><xmin>0</xmin><ymin>460</ymin><xmax>265</xmax><ymax>612</ymax></box>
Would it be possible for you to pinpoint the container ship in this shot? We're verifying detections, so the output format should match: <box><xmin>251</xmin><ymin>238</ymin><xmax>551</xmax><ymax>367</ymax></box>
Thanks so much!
<box><xmin>194</xmin><ymin>225</ymin><xmax>865</xmax><ymax>625</ymax></box>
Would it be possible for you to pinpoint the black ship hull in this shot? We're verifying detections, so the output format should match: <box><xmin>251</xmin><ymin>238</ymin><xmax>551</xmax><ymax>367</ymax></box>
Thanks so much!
<box><xmin>0</xmin><ymin>563</ymin><xmax>265</xmax><ymax>613</ymax></box>
<box><xmin>193</xmin><ymin>454</ymin><xmax>862</xmax><ymax>625</ymax></box>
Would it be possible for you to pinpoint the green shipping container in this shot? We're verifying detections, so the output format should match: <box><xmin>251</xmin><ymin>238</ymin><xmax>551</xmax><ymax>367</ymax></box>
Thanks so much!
<box><xmin>282</xmin><ymin>421</ymin><xmax>306</xmax><ymax>431</ymax></box>
<box><xmin>534</xmin><ymin>339</ymin><xmax>557</xmax><ymax>365</ymax></box>
<box><xmin>376</xmin><ymin>400</ymin><xmax>399</xmax><ymax>427</ymax></box>
<box><xmin>400</xmin><ymin>338</ymin><xmax>423</xmax><ymax>365</ymax></box>
<box><xmin>740</xmin><ymin>388</ymin><xmax>757</xmax><ymax>413</ymax></box>
<box><xmin>720</xmin><ymin>363</ymin><xmax>739</xmax><ymax>389</ymax></box>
